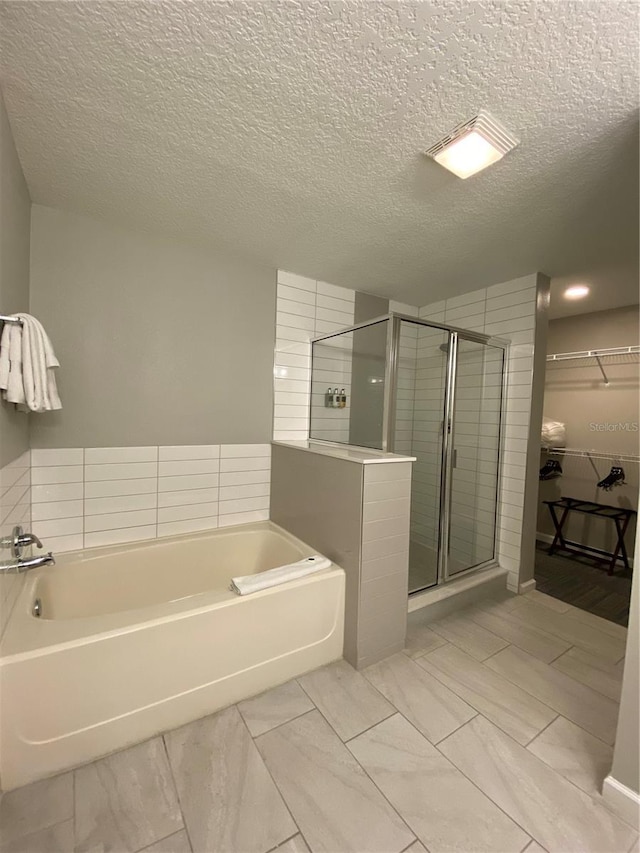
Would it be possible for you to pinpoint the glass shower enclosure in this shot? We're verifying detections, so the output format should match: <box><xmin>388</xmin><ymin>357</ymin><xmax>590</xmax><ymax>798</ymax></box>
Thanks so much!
<box><xmin>310</xmin><ymin>314</ymin><xmax>506</xmax><ymax>592</ymax></box>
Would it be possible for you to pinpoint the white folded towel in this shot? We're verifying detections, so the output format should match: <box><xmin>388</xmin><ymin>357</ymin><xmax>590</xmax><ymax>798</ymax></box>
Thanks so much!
<box><xmin>0</xmin><ymin>314</ymin><xmax>62</xmax><ymax>412</ymax></box>
<box><xmin>230</xmin><ymin>555</ymin><xmax>332</xmax><ymax>595</ymax></box>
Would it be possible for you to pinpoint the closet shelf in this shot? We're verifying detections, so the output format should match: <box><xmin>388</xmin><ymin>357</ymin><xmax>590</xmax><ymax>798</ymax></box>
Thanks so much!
<box><xmin>546</xmin><ymin>345</ymin><xmax>640</xmax><ymax>362</ymax></box>
<box><xmin>546</xmin><ymin>345</ymin><xmax>640</xmax><ymax>385</ymax></box>
<box><xmin>543</xmin><ymin>447</ymin><xmax>640</xmax><ymax>463</ymax></box>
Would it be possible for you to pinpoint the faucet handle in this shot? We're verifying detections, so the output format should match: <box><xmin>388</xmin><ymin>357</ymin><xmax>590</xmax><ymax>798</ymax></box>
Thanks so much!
<box><xmin>19</xmin><ymin>532</ymin><xmax>43</xmax><ymax>549</ymax></box>
<box><xmin>11</xmin><ymin>527</ymin><xmax>43</xmax><ymax>556</ymax></box>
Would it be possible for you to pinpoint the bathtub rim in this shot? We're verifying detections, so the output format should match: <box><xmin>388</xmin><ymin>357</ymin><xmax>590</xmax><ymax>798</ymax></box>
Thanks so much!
<box><xmin>0</xmin><ymin>520</ymin><xmax>340</xmax><ymax>662</ymax></box>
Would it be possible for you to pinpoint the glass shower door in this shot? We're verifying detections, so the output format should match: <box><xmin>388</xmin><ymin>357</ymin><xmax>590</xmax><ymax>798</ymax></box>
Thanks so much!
<box><xmin>398</xmin><ymin>320</ymin><xmax>450</xmax><ymax>593</ymax></box>
<box><xmin>446</xmin><ymin>338</ymin><xmax>504</xmax><ymax>577</ymax></box>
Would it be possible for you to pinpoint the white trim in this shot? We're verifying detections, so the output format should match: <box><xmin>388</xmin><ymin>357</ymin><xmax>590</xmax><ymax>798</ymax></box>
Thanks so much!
<box><xmin>518</xmin><ymin>578</ymin><xmax>537</xmax><ymax>594</ymax></box>
<box><xmin>602</xmin><ymin>775</ymin><xmax>640</xmax><ymax>830</ymax></box>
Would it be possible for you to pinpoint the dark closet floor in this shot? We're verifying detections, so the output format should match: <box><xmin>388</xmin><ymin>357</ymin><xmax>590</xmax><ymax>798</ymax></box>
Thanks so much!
<box><xmin>534</xmin><ymin>541</ymin><xmax>632</xmax><ymax>627</ymax></box>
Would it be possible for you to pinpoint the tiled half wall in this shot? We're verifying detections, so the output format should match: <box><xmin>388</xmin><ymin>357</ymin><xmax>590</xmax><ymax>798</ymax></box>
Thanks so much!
<box><xmin>22</xmin><ymin>445</ymin><xmax>271</xmax><ymax>553</ymax></box>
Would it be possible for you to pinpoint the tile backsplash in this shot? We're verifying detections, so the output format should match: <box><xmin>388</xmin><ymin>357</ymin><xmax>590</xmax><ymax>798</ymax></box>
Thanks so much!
<box><xmin>28</xmin><ymin>444</ymin><xmax>271</xmax><ymax>553</ymax></box>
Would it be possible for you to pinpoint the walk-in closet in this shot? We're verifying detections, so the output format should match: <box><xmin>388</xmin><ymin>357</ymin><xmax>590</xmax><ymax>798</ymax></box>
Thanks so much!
<box><xmin>537</xmin><ymin>304</ymin><xmax>639</xmax><ymax>625</ymax></box>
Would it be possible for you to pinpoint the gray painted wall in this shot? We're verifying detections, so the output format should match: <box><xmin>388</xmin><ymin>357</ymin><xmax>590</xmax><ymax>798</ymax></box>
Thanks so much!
<box><xmin>29</xmin><ymin>205</ymin><xmax>276</xmax><ymax>448</ymax></box>
<box><xmin>0</xmin><ymin>92</ymin><xmax>31</xmax><ymax>468</ymax></box>
<box><xmin>537</xmin><ymin>305</ymin><xmax>639</xmax><ymax>554</ymax></box>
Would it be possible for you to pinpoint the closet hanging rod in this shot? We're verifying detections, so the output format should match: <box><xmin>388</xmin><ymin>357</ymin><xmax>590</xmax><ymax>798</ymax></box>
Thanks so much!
<box><xmin>0</xmin><ymin>314</ymin><xmax>23</xmax><ymax>326</ymax></box>
<box><xmin>544</xmin><ymin>447</ymin><xmax>640</xmax><ymax>463</ymax></box>
<box><xmin>547</xmin><ymin>345</ymin><xmax>640</xmax><ymax>362</ymax></box>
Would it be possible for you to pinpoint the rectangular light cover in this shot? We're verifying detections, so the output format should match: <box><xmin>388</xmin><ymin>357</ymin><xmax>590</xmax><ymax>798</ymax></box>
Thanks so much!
<box><xmin>426</xmin><ymin>111</ymin><xmax>519</xmax><ymax>179</ymax></box>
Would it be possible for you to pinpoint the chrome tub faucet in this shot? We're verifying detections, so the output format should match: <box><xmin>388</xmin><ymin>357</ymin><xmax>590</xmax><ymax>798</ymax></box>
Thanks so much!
<box><xmin>0</xmin><ymin>525</ymin><xmax>55</xmax><ymax>573</ymax></box>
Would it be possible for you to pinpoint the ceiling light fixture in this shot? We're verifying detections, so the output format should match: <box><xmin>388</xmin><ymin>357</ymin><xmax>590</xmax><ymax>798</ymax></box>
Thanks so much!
<box><xmin>426</xmin><ymin>110</ymin><xmax>519</xmax><ymax>179</ymax></box>
<box><xmin>564</xmin><ymin>284</ymin><xmax>590</xmax><ymax>300</ymax></box>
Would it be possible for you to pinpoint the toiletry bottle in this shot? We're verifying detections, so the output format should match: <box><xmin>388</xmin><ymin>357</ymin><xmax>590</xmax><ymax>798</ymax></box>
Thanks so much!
<box><xmin>340</xmin><ymin>388</ymin><xmax>346</xmax><ymax>408</ymax></box>
<box><xmin>326</xmin><ymin>387</ymin><xmax>334</xmax><ymax>408</ymax></box>
<box><xmin>333</xmin><ymin>388</ymin><xmax>340</xmax><ymax>409</ymax></box>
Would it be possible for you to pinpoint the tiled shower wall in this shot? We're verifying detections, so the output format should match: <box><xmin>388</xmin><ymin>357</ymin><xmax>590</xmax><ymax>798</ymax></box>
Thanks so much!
<box><xmin>274</xmin><ymin>271</ymin><xmax>355</xmax><ymax>442</ymax></box>
<box><xmin>419</xmin><ymin>274</ymin><xmax>542</xmax><ymax>592</ymax></box>
<box><xmin>25</xmin><ymin>444</ymin><xmax>270</xmax><ymax>553</ymax></box>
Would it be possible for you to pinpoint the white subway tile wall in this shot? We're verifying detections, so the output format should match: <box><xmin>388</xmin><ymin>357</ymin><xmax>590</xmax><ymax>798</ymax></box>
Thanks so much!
<box><xmin>0</xmin><ymin>450</ymin><xmax>31</xmax><ymax>640</ymax></box>
<box><xmin>274</xmin><ymin>270</ymin><xmax>356</xmax><ymax>442</ymax></box>
<box><xmin>420</xmin><ymin>274</ymin><xmax>538</xmax><ymax>591</ymax></box>
<box><xmin>25</xmin><ymin>445</ymin><xmax>271</xmax><ymax>553</ymax></box>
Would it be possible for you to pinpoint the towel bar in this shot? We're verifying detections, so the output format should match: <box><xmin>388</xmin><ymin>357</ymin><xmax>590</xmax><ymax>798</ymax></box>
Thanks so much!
<box><xmin>0</xmin><ymin>314</ymin><xmax>23</xmax><ymax>325</ymax></box>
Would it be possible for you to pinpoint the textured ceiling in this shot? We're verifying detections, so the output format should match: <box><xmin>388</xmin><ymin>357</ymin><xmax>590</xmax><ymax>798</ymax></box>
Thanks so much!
<box><xmin>1</xmin><ymin>0</ymin><xmax>638</xmax><ymax>315</ymax></box>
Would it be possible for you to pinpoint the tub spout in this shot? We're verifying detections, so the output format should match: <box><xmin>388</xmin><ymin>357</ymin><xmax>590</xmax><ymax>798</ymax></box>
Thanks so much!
<box><xmin>0</xmin><ymin>552</ymin><xmax>56</xmax><ymax>574</ymax></box>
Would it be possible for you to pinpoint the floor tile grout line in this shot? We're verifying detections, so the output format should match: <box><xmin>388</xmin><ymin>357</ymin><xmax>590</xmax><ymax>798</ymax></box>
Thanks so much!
<box><xmin>428</xmin><ymin>613</ymin><xmax>511</xmax><ymax>657</ymax></box>
<box><xmin>341</xmin><ymin>724</ymin><xmax>420</xmax><ymax>850</ymax></box>
<box><xmin>521</xmin><ymin>720</ymin><xmax>640</xmax><ymax>835</ymax></box>
<box><xmin>135</xmin><ymin>827</ymin><xmax>191</xmax><ymax>853</ymax></box>
<box><xmin>547</xmin><ymin>643</ymin><xmax>575</xmax><ymax>665</ymax></box>
<box><xmin>265</xmin><ymin>829</ymin><xmax>305</xmax><ymax>853</ymax></box>
<box><xmin>510</xmin><ymin>598</ymin><xmax>628</xmax><ymax>655</ymax></box>
<box><xmin>295</xmin><ymin>668</ymin><xmax>396</xmax><ymax>744</ymax></box>
<box><xmin>159</xmin><ymin>733</ymin><xmax>195</xmax><ymax>853</ymax></box>
<box><xmin>412</xmin><ymin>647</ymin><xmax>561</xmax><ymax>745</ymax></box>
<box><xmin>253</xmin><ymin>683</ymin><xmax>418</xmax><ymax>852</ymax></box>
<box><xmin>428</xmin><ymin>712</ymin><xmax>537</xmax><ymax>849</ymax></box>
<box><xmin>235</xmin><ymin>707</ymin><xmax>303</xmax><ymax>843</ymax></box>
<box><xmin>522</xmin><ymin>713</ymin><xmax>561</xmax><ymax>749</ymax></box>
<box><xmin>465</xmin><ymin>603</ymin><xmax>576</xmax><ymax>659</ymax></box>
<box><xmin>551</xmin><ymin>655</ymin><xmax>624</xmax><ymax>703</ymax></box>
<box><xmin>432</xmin><ymin>710</ymin><xmax>480</xmax><ymax>747</ymax></box>
<box><xmin>417</xmin><ymin>623</ymin><xmax>621</xmax><ymax>747</ymax></box>
<box><xmin>246</xmin><ymin>701</ymin><xmax>317</xmax><ymax>742</ymax></box>
<box><xmin>480</xmin><ymin>642</ymin><xmax>620</xmax><ymax>725</ymax></box>
<box><xmin>342</xmin><ymin>708</ymin><xmax>402</xmax><ymax>745</ymax></box>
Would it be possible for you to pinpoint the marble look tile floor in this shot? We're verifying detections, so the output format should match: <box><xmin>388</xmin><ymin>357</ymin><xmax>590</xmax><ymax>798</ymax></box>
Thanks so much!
<box><xmin>0</xmin><ymin>591</ymin><xmax>637</xmax><ymax>853</ymax></box>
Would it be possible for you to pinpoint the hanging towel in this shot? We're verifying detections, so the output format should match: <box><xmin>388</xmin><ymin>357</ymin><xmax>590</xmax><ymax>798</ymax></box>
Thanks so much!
<box><xmin>0</xmin><ymin>315</ymin><xmax>62</xmax><ymax>412</ymax></box>
<box><xmin>230</xmin><ymin>554</ymin><xmax>332</xmax><ymax>595</ymax></box>
<box><xmin>0</xmin><ymin>322</ymin><xmax>11</xmax><ymax>391</ymax></box>
<box><xmin>0</xmin><ymin>322</ymin><xmax>26</xmax><ymax>406</ymax></box>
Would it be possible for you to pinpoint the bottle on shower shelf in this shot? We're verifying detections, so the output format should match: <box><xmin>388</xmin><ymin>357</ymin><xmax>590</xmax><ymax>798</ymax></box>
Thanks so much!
<box><xmin>339</xmin><ymin>389</ymin><xmax>346</xmax><ymax>408</ymax></box>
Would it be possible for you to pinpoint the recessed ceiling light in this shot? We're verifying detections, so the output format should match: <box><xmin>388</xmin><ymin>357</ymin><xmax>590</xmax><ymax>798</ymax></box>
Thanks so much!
<box><xmin>564</xmin><ymin>285</ymin><xmax>590</xmax><ymax>300</ymax></box>
<box><xmin>425</xmin><ymin>110</ymin><xmax>519</xmax><ymax>179</ymax></box>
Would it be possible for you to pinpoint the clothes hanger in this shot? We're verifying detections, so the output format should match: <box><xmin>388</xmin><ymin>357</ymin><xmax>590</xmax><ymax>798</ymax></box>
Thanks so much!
<box><xmin>540</xmin><ymin>459</ymin><xmax>563</xmax><ymax>480</ymax></box>
<box><xmin>597</xmin><ymin>462</ymin><xmax>626</xmax><ymax>491</ymax></box>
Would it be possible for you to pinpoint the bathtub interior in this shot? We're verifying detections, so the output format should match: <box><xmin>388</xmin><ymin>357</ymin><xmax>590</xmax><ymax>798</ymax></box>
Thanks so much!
<box><xmin>32</xmin><ymin>522</ymin><xmax>313</xmax><ymax>621</ymax></box>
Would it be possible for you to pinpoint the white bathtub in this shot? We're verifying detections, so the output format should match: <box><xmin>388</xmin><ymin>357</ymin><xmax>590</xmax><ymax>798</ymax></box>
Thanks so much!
<box><xmin>0</xmin><ymin>521</ymin><xmax>345</xmax><ymax>790</ymax></box>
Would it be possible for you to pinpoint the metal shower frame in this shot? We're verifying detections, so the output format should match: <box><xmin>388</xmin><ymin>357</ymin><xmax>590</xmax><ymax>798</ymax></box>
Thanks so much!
<box><xmin>311</xmin><ymin>312</ymin><xmax>510</xmax><ymax>587</ymax></box>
